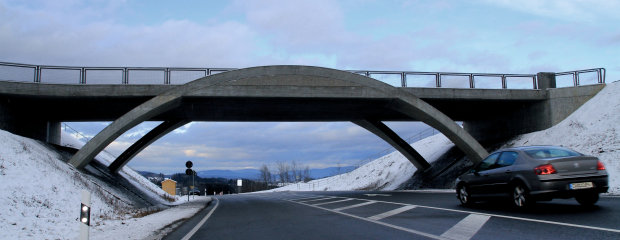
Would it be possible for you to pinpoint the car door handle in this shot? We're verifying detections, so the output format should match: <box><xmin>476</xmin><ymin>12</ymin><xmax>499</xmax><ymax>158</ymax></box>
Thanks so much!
<box><xmin>505</xmin><ymin>170</ymin><xmax>512</xmax><ymax>174</ymax></box>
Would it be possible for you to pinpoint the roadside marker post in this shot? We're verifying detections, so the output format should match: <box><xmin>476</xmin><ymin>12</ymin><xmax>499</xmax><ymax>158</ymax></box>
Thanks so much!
<box><xmin>79</xmin><ymin>190</ymin><xmax>91</xmax><ymax>240</ymax></box>
<box><xmin>237</xmin><ymin>179</ymin><xmax>242</xmax><ymax>194</ymax></box>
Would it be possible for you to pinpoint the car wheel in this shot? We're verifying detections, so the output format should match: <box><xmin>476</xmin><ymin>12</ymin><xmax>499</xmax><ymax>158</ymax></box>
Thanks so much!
<box><xmin>512</xmin><ymin>183</ymin><xmax>533</xmax><ymax>209</ymax></box>
<box><xmin>575</xmin><ymin>193</ymin><xmax>599</xmax><ymax>206</ymax></box>
<box><xmin>457</xmin><ymin>185</ymin><xmax>472</xmax><ymax>206</ymax></box>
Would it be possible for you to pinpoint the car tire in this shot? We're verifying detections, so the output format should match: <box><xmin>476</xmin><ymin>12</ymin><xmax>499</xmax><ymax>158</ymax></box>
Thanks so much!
<box><xmin>575</xmin><ymin>193</ymin><xmax>599</xmax><ymax>206</ymax></box>
<box><xmin>457</xmin><ymin>185</ymin><xmax>473</xmax><ymax>206</ymax></box>
<box><xmin>512</xmin><ymin>183</ymin><xmax>533</xmax><ymax>209</ymax></box>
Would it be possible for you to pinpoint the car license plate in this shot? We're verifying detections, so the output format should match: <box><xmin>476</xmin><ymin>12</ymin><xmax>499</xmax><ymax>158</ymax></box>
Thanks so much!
<box><xmin>570</xmin><ymin>182</ymin><xmax>594</xmax><ymax>190</ymax></box>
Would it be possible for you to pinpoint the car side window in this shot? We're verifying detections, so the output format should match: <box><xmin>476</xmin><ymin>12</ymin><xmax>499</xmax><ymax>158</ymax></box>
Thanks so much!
<box><xmin>477</xmin><ymin>152</ymin><xmax>500</xmax><ymax>172</ymax></box>
<box><xmin>496</xmin><ymin>151</ymin><xmax>518</xmax><ymax>167</ymax></box>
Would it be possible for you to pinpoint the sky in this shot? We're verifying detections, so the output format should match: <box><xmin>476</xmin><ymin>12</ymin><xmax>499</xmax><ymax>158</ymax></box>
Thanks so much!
<box><xmin>2</xmin><ymin>0</ymin><xmax>619</xmax><ymax>174</ymax></box>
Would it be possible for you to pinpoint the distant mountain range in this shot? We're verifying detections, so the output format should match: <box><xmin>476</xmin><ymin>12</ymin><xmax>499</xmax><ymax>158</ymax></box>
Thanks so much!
<box><xmin>139</xmin><ymin>166</ymin><xmax>356</xmax><ymax>180</ymax></box>
<box><xmin>196</xmin><ymin>166</ymin><xmax>356</xmax><ymax>180</ymax></box>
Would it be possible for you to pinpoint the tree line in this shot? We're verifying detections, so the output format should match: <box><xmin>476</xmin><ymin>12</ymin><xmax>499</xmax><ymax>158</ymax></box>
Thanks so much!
<box><xmin>259</xmin><ymin>160</ymin><xmax>312</xmax><ymax>185</ymax></box>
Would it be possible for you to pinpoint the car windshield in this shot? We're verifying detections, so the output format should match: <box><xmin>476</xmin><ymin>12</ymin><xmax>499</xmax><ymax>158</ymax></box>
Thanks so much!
<box><xmin>524</xmin><ymin>147</ymin><xmax>581</xmax><ymax>159</ymax></box>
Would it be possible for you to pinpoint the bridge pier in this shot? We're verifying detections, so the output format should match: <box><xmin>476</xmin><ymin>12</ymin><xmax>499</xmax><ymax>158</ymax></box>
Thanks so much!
<box><xmin>353</xmin><ymin>120</ymin><xmax>430</xmax><ymax>170</ymax></box>
<box><xmin>108</xmin><ymin>119</ymin><xmax>189</xmax><ymax>173</ymax></box>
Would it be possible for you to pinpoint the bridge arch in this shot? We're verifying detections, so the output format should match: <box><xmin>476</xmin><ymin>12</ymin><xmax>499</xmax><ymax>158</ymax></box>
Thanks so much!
<box><xmin>68</xmin><ymin>66</ymin><xmax>488</xmax><ymax>171</ymax></box>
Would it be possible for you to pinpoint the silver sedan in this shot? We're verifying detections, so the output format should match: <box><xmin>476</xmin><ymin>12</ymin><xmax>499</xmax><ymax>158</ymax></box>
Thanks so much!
<box><xmin>456</xmin><ymin>146</ymin><xmax>608</xmax><ymax>209</ymax></box>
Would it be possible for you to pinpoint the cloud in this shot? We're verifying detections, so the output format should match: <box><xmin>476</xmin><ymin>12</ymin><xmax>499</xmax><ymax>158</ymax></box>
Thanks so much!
<box><xmin>482</xmin><ymin>0</ymin><xmax>620</xmax><ymax>22</ymax></box>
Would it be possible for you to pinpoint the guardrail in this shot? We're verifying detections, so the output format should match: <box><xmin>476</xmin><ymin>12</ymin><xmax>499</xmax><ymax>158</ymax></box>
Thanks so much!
<box><xmin>0</xmin><ymin>61</ymin><xmax>605</xmax><ymax>89</ymax></box>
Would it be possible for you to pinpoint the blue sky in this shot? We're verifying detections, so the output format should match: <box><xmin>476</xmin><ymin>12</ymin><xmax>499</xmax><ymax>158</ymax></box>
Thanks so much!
<box><xmin>2</xmin><ymin>0</ymin><xmax>619</xmax><ymax>173</ymax></box>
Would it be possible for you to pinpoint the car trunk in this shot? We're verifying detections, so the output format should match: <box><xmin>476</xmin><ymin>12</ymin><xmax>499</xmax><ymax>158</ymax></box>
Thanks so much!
<box><xmin>547</xmin><ymin>156</ymin><xmax>599</xmax><ymax>176</ymax></box>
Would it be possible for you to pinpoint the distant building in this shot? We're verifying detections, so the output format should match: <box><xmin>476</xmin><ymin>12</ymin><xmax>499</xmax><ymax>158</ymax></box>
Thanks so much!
<box><xmin>161</xmin><ymin>178</ymin><xmax>176</xmax><ymax>195</ymax></box>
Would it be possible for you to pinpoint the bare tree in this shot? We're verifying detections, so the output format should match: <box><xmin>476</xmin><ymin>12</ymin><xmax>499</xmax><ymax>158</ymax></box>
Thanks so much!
<box><xmin>303</xmin><ymin>166</ymin><xmax>311</xmax><ymax>182</ymax></box>
<box><xmin>259</xmin><ymin>164</ymin><xmax>272</xmax><ymax>185</ymax></box>
<box><xmin>276</xmin><ymin>161</ymin><xmax>291</xmax><ymax>183</ymax></box>
<box><xmin>291</xmin><ymin>160</ymin><xmax>300</xmax><ymax>182</ymax></box>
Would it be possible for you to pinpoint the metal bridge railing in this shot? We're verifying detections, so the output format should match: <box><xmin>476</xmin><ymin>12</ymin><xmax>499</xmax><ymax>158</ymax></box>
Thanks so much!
<box><xmin>0</xmin><ymin>61</ymin><xmax>606</xmax><ymax>89</ymax></box>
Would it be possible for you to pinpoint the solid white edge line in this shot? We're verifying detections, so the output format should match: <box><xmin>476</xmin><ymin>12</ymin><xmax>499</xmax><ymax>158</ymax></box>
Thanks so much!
<box><xmin>181</xmin><ymin>198</ymin><xmax>220</xmax><ymax>240</ymax></box>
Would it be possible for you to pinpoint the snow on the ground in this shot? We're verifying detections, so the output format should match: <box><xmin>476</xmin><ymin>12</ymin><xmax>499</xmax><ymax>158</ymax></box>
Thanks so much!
<box><xmin>270</xmin><ymin>133</ymin><xmax>455</xmax><ymax>192</ymax></box>
<box><xmin>504</xmin><ymin>82</ymin><xmax>620</xmax><ymax>194</ymax></box>
<box><xmin>92</xmin><ymin>196</ymin><xmax>211</xmax><ymax>240</ymax></box>
<box><xmin>0</xmin><ymin>129</ymin><xmax>207</xmax><ymax>239</ymax></box>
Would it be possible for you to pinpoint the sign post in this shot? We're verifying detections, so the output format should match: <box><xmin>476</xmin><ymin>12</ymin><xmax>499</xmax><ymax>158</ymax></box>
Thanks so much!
<box><xmin>186</xmin><ymin>161</ymin><xmax>193</xmax><ymax>201</ymax></box>
<box><xmin>237</xmin><ymin>179</ymin><xmax>242</xmax><ymax>194</ymax></box>
<box><xmin>79</xmin><ymin>190</ymin><xmax>91</xmax><ymax>240</ymax></box>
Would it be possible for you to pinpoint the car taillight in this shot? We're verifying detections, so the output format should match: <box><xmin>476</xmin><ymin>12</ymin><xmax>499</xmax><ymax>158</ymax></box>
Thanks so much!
<box><xmin>597</xmin><ymin>161</ymin><xmax>606</xmax><ymax>170</ymax></box>
<box><xmin>534</xmin><ymin>164</ymin><xmax>557</xmax><ymax>175</ymax></box>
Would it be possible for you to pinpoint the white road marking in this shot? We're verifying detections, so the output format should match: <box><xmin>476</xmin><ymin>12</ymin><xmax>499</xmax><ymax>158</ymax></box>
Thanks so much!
<box><xmin>333</xmin><ymin>200</ymin><xmax>377</xmax><ymax>211</ymax></box>
<box><xmin>440</xmin><ymin>214</ymin><xmax>490</xmax><ymax>240</ymax></box>
<box><xmin>181</xmin><ymin>198</ymin><xmax>219</xmax><ymax>240</ymax></box>
<box><xmin>298</xmin><ymin>197</ymin><xmax>337</xmax><ymax>203</ymax></box>
<box><xmin>368</xmin><ymin>205</ymin><xmax>417</xmax><ymax>221</ymax></box>
<box><xmin>313</xmin><ymin>198</ymin><xmax>355</xmax><ymax>206</ymax></box>
<box><xmin>287</xmin><ymin>196</ymin><xmax>328</xmax><ymax>201</ymax></box>
<box><xmin>291</xmin><ymin>199</ymin><xmax>444</xmax><ymax>240</ymax></box>
<box><xmin>357</xmin><ymin>196</ymin><xmax>620</xmax><ymax>234</ymax></box>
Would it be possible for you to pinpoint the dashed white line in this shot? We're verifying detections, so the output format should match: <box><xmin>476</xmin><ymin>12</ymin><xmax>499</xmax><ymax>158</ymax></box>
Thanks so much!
<box><xmin>440</xmin><ymin>214</ymin><xmax>490</xmax><ymax>240</ymax></box>
<box><xmin>368</xmin><ymin>205</ymin><xmax>417</xmax><ymax>221</ymax></box>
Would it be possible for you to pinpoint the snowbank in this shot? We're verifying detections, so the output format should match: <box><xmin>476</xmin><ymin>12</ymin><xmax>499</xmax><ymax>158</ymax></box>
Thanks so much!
<box><xmin>504</xmin><ymin>82</ymin><xmax>620</xmax><ymax>194</ymax></box>
<box><xmin>271</xmin><ymin>133</ymin><xmax>454</xmax><ymax>191</ymax></box>
<box><xmin>0</xmin><ymin>129</ymin><xmax>206</xmax><ymax>239</ymax></box>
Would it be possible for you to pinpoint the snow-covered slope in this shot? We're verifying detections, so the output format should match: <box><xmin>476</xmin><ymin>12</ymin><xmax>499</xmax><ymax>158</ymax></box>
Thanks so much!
<box><xmin>0</xmin><ymin>129</ymin><xmax>194</xmax><ymax>239</ymax></box>
<box><xmin>504</xmin><ymin>82</ymin><xmax>620</xmax><ymax>194</ymax></box>
<box><xmin>273</xmin><ymin>82</ymin><xmax>620</xmax><ymax>194</ymax></box>
<box><xmin>271</xmin><ymin>133</ymin><xmax>455</xmax><ymax>191</ymax></box>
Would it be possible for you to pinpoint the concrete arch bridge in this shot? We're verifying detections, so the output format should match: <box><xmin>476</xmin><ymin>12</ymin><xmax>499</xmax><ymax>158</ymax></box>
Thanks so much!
<box><xmin>0</xmin><ymin>63</ymin><xmax>605</xmax><ymax>173</ymax></box>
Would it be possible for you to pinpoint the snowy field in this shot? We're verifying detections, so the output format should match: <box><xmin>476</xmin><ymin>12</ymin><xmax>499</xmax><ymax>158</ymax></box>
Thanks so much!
<box><xmin>1</xmin><ymin>82</ymin><xmax>618</xmax><ymax>239</ymax></box>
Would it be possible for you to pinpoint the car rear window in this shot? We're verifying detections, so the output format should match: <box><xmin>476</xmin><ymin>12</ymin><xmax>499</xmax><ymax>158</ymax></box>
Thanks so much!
<box><xmin>524</xmin><ymin>148</ymin><xmax>581</xmax><ymax>159</ymax></box>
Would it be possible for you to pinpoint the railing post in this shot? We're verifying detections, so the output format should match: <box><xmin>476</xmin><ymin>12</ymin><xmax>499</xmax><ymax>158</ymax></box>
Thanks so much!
<box><xmin>436</xmin><ymin>73</ymin><xmax>441</xmax><ymax>87</ymax></box>
<box><xmin>532</xmin><ymin>76</ymin><xmax>538</xmax><ymax>89</ymax></box>
<box><xmin>401</xmin><ymin>72</ymin><xmax>406</xmax><ymax>87</ymax></box>
<box><xmin>574</xmin><ymin>71</ymin><xmax>580</xmax><ymax>86</ymax></box>
<box><xmin>80</xmin><ymin>68</ymin><xmax>86</xmax><ymax>84</ymax></box>
<box><xmin>469</xmin><ymin>74</ymin><xmax>474</xmax><ymax>88</ymax></box>
<box><xmin>122</xmin><ymin>68</ymin><xmax>128</xmax><ymax>84</ymax></box>
<box><xmin>501</xmin><ymin>75</ymin><xmax>507</xmax><ymax>89</ymax></box>
<box><xmin>34</xmin><ymin>66</ymin><xmax>41</xmax><ymax>83</ymax></box>
<box><xmin>164</xmin><ymin>68</ymin><xmax>170</xmax><ymax>84</ymax></box>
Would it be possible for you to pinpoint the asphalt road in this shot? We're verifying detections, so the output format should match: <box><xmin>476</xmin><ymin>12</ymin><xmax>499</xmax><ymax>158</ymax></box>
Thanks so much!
<box><xmin>164</xmin><ymin>191</ymin><xmax>620</xmax><ymax>240</ymax></box>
